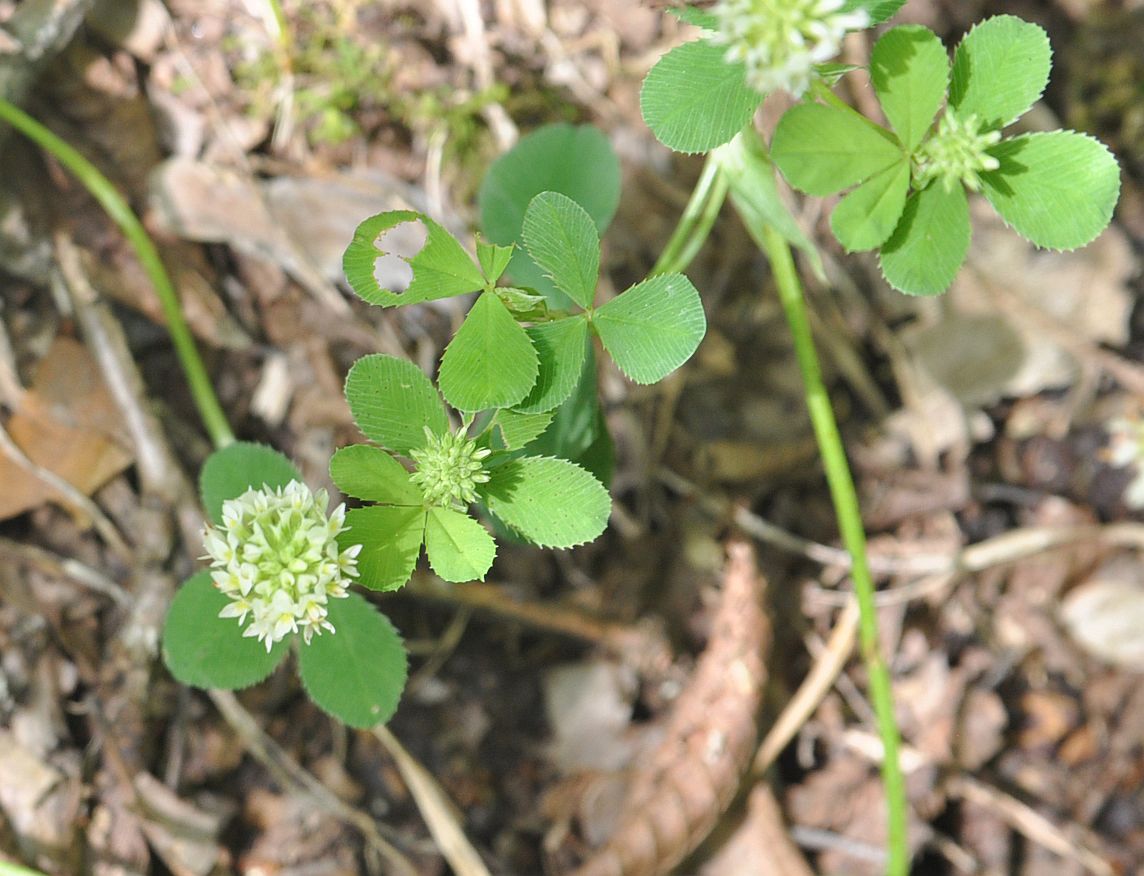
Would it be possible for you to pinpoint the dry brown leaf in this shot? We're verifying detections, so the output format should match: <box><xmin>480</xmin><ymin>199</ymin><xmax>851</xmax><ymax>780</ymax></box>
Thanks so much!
<box><xmin>0</xmin><ymin>336</ymin><xmax>134</xmax><ymax>521</ymax></box>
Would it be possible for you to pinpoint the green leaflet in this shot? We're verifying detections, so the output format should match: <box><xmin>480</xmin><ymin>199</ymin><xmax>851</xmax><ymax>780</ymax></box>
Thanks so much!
<box><xmin>770</xmin><ymin>103</ymin><xmax>904</xmax><ymax>197</ymax></box>
<box><xmin>199</xmin><ymin>442</ymin><xmax>301</xmax><ymax>526</ymax></box>
<box><xmin>298</xmin><ymin>594</ymin><xmax>407</xmax><ymax>727</ymax></box>
<box><xmin>343</xmin><ymin>505</ymin><xmax>426</xmax><ymax>591</ymax></box>
<box><xmin>516</xmin><ymin>317</ymin><xmax>590</xmax><ymax>414</ymax></box>
<box><xmin>479</xmin><ymin>123</ymin><xmax>620</xmax><ymax>305</ymax></box>
<box><xmin>593</xmin><ymin>274</ymin><xmax>707</xmax><ymax>384</ymax></box>
<box><xmin>329</xmin><ymin>444</ymin><xmax>422</xmax><ymax>505</ymax></box>
<box><xmin>480</xmin><ymin>456</ymin><xmax>611</xmax><ymax>549</ymax></box>
<box><xmin>162</xmin><ymin>572</ymin><xmax>289</xmax><ymax>690</ymax></box>
<box><xmin>522</xmin><ymin>192</ymin><xmax>600</xmax><ymax>309</ymax></box>
<box><xmin>878</xmin><ymin>183</ymin><xmax>970</xmax><ymax>295</ymax></box>
<box><xmin>344</xmin><ymin>355</ymin><xmax>449</xmax><ymax>456</ymax></box>
<box><xmin>438</xmin><ymin>292</ymin><xmax>539</xmax><ymax>412</ymax></box>
<box><xmin>870</xmin><ymin>25</ymin><xmax>948</xmax><ymax>152</ymax></box>
<box><xmin>424</xmin><ymin>506</ymin><xmax>497</xmax><ymax>582</ymax></box>
<box><xmin>343</xmin><ymin>210</ymin><xmax>484</xmax><ymax>306</ymax></box>
<box><xmin>640</xmin><ymin>40</ymin><xmax>761</xmax><ymax>154</ymax></box>
<box><xmin>831</xmin><ymin>161</ymin><xmax>910</xmax><ymax>252</ymax></box>
<box><xmin>981</xmin><ymin>132</ymin><xmax>1121</xmax><ymax>251</ymax></box>
<box><xmin>949</xmin><ymin>15</ymin><xmax>1051</xmax><ymax>131</ymax></box>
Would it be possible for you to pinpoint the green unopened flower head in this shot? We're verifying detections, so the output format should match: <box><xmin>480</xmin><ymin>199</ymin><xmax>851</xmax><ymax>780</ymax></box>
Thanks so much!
<box><xmin>913</xmin><ymin>109</ymin><xmax>1002</xmax><ymax>193</ymax></box>
<box><xmin>203</xmin><ymin>480</ymin><xmax>360</xmax><ymax>651</ymax></box>
<box><xmin>409</xmin><ymin>427</ymin><xmax>491</xmax><ymax>508</ymax></box>
<box><xmin>711</xmin><ymin>0</ymin><xmax>868</xmax><ymax>97</ymax></box>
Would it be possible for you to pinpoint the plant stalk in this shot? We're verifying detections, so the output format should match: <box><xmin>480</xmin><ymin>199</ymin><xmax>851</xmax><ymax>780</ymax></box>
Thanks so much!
<box><xmin>650</xmin><ymin>152</ymin><xmax>728</xmax><ymax>277</ymax></box>
<box><xmin>0</xmin><ymin>98</ymin><xmax>235</xmax><ymax>449</ymax></box>
<box><xmin>757</xmin><ymin>221</ymin><xmax>908</xmax><ymax>875</ymax></box>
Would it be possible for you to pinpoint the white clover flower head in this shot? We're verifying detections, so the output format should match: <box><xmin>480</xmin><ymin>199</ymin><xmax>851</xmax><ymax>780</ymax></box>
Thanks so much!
<box><xmin>1104</xmin><ymin>416</ymin><xmax>1144</xmax><ymax>509</ymax></box>
<box><xmin>203</xmin><ymin>480</ymin><xmax>360</xmax><ymax>651</ymax></box>
<box><xmin>409</xmin><ymin>426</ymin><xmax>492</xmax><ymax>508</ymax></box>
<box><xmin>913</xmin><ymin>109</ymin><xmax>1003</xmax><ymax>193</ymax></box>
<box><xmin>711</xmin><ymin>0</ymin><xmax>868</xmax><ymax>97</ymax></box>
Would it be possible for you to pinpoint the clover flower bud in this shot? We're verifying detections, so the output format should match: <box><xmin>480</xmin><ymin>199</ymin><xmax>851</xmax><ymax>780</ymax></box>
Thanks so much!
<box><xmin>203</xmin><ymin>480</ymin><xmax>359</xmax><ymax>651</ymax></box>
<box><xmin>913</xmin><ymin>109</ymin><xmax>1002</xmax><ymax>193</ymax></box>
<box><xmin>409</xmin><ymin>427</ymin><xmax>492</xmax><ymax>508</ymax></box>
<box><xmin>711</xmin><ymin>0</ymin><xmax>868</xmax><ymax>97</ymax></box>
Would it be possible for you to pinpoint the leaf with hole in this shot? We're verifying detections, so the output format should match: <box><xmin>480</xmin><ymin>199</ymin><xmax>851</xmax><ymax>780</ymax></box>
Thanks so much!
<box><xmin>343</xmin><ymin>210</ymin><xmax>484</xmax><ymax>307</ymax></box>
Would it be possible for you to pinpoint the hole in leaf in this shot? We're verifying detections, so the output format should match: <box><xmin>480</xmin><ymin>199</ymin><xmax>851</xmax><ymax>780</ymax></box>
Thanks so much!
<box><xmin>372</xmin><ymin>220</ymin><xmax>427</xmax><ymax>294</ymax></box>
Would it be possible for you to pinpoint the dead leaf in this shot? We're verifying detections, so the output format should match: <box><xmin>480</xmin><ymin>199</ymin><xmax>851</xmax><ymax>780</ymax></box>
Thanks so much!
<box><xmin>1060</xmin><ymin>555</ymin><xmax>1144</xmax><ymax>669</ymax></box>
<box><xmin>0</xmin><ymin>336</ymin><xmax>134</xmax><ymax>521</ymax></box>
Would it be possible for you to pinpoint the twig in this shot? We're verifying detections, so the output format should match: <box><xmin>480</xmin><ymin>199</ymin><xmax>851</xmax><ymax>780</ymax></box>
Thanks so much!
<box><xmin>751</xmin><ymin>599</ymin><xmax>859</xmax><ymax>778</ymax></box>
<box><xmin>0</xmin><ymin>418</ymin><xmax>131</xmax><ymax>559</ymax></box>
<box><xmin>407</xmin><ymin>574</ymin><xmax>673</xmax><ymax>674</ymax></box>
<box><xmin>0</xmin><ymin>100</ymin><xmax>234</xmax><ymax>448</ymax></box>
<box><xmin>53</xmin><ymin>233</ymin><xmax>187</xmax><ymax>508</ymax></box>
<box><xmin>373</xmin><ymin>726</ymin><xmax>492</xmax><ymax>876</ymax></box>
<box><xmin>839</xmin><ymin>729</ymin><xmax>1115</xmax><ymax>876</ymax></box>
<box><xmin>209</xmin><ymin>691</ymin><xmax>419</xmax><ymax>876</ymax></box>
<box><xmin>945</xmin><ymin>776</ymin><xmax>1112</xmax><ymax>876</ymax></box>
<box><xmin>660</xmin><ymin>466</ymin><xmax>1144</xmax><ymax>579</ymax></box>
<box><xmin>571</xmin><ymin>541</ymin><xmax>773</xmax><ymax>876</ymax></box>
<box><xmin>0</xmin><ymin>536</ymin><xmax>130</xmax><ymax>607</ymax></box>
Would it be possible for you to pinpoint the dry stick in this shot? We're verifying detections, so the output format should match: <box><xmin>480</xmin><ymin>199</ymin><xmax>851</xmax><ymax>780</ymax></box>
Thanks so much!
<box><xmin>571</xmin><ymin>541</ymin><xmax>779</xmax><ymax>876</ymax></box>
<box><xmin>0</xmin><ymin>536</ymin><xmax>130</xmax><ymax>607</ymax></box>
<box><xmin>838</xmin><ymin>729</ymin><xmax>1115</xmax><ymax>876</ymax></box>
<box><xmin>660</xmin><ymin>466</ymin><xmax>1144</xmax><ymax>579</ymax></box>
<box><xmin>209</xmin><ymin>691</ymin><xmax>419</xmax><ymax>876</ymax></box>
<box><xmin>407</xmin><ymin>573</ymin><xmax>673</xmax><ymax>673</ymax></box>
<box><xmin>373</xmin><ymin>726</ymin><xmax>492</xmax><ymax>876</ymax></box>
<box><xmin>0</xmin><ymin>417</ymin><xmax>131</xmax><ymax>559</ymax></box>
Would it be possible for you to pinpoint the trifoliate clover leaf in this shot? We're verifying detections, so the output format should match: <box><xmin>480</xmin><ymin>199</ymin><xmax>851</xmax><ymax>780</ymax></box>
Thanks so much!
<box><xmin>336</xmin><ymin>354</ymin><xmax>613</xmax><ymax>588</ymax></box>
<box><xmin>771</xmin><ymin>16</ymin><xmax>1120</xmax><ymax>295</ymax></box>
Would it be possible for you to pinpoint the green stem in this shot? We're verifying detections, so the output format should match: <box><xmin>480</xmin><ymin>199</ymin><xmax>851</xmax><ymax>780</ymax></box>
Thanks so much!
<box><xmin>649</xmin><ymin>152</ymin><xmax>728</xmax><ymax>277</ymax></box>
<box><xmin>0</xmin><ymin>861</ymin><xmax>50</xmax><ymax>876</ymax></box>
<box><xmin>758</xmin><ymin>222</ymin><xmax>908</xmax><ymax>875</ymax></box>
<box><xmin>0</xmin><ymin>98</ymin><xmax>235</xmax><ymax>449</ymax></box>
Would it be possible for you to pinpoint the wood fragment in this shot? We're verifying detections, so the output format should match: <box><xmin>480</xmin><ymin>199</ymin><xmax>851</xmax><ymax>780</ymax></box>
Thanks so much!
<box><xmin>569</xmin><ymin>541</ymin><xmax>770</xmax><ymax>876</ymax></box>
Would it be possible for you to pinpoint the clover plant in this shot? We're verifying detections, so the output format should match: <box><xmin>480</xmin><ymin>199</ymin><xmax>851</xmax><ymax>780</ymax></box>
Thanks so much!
<box><xmin>145</xmin><ymin>2</ymin><xmax>1120</xmax><ymax>866</ymax></box>
<box><xmin>161</xmin><ymin>136</ymin><xmax>707</xmax><ymax>729</ymax></box>
<box><xmin>634</xmin><ymin>3</ymin><xmax>1121</xmax><ymax>872</ymax></box>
